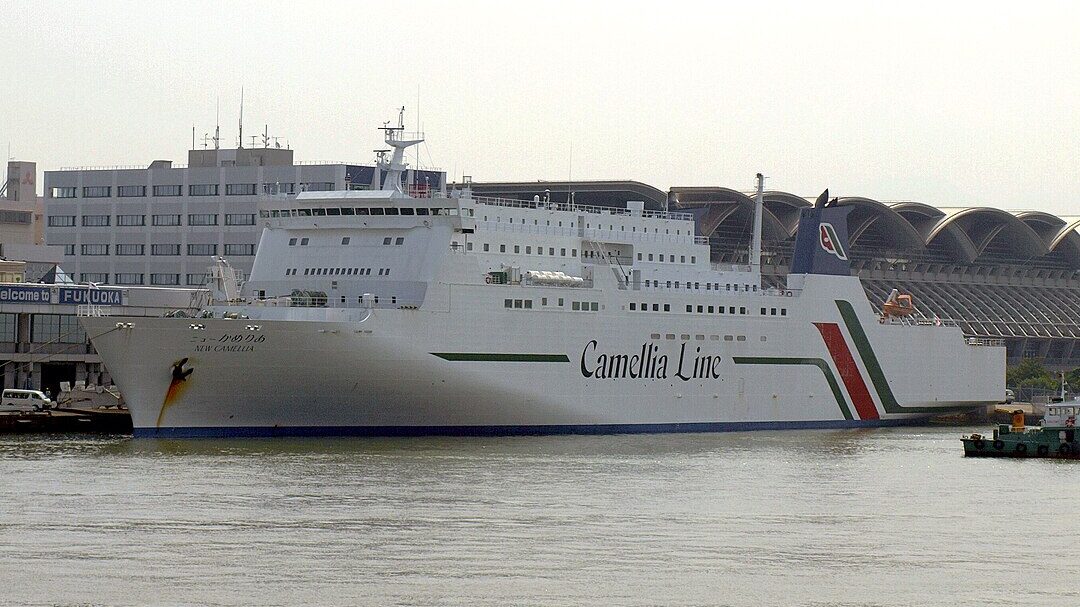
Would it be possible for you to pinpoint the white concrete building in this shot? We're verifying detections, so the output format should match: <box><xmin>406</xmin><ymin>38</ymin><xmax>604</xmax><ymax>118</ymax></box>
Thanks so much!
<box><xmin>44</xmin><ymin>147</ymin><xmax>444</xmax><ymax>286</ymax></box>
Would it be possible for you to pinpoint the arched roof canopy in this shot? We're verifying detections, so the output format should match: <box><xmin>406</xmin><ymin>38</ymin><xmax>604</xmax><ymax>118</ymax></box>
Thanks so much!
<box><xmin>1049</xmin><ymin>219</ymin><xmax>1080</xmax><ymax>268</ymax></box>
<box><xmin>928</xmin><ymin>208</ymin><xmax>1048</xmax><ymax>260</ymax></box>
<box><xmin>1016</xmin><ymin>211</ymin><xmax>1067</xmax><ymax>247</ymax></box>
<box><xmin>762</xmin><ymin>191</ymin><xmax>811</xmax><ymax>237</ymax></box>
<box><xmin>671</xmin><ymin>187</ymin><xmax>788</xmax><ymax>241</ymax></box>
<box><xmin>834</xmin><ymin>197</ymin><xmax>927</xmax><ymax>252</ymax></box>
<box><xmin>461</xmin><ymin>180</ymin><xmax>669</xmax><ymax>209</ymax></box>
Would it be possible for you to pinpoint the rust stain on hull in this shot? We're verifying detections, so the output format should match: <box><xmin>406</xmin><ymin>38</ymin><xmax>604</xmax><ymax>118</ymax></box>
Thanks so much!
<box><xmin>157</xmin><ymin>357</ymin><xmax>194</xmax><ymax>427</ymax></box>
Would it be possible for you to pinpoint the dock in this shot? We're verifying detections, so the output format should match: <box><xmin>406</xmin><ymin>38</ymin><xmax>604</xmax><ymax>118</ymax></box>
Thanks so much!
<box><xmin>0</xmin><ymin>408</ymin><xmax>132</xmax><ymax>434</ymax></box>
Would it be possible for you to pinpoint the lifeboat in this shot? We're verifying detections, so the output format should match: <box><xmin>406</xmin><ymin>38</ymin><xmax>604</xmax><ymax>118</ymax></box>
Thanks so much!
<box><xmin>881</xmin><ymin>288</ymin><xmax>916</xmax><ymax>317</ymax></box>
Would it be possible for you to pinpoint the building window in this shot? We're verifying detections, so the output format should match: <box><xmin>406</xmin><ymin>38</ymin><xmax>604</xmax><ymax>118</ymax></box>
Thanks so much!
<box><xmin>82</xmin><ymin>186</ymin><xmax>111</xmax><ymax>198</ymax></box>
<box><xmin>50</xmin><ymin>187</ymin><xmax>76</xmax><ymax>198</ymax></box>
<box><xmin>151</xmin><ymin>244</ymin><xmax>180</xmax><ymax>256</ymax></box>
<box><xmin>79</xmin><ymin>273</ymin><xmax>108</xmax><ymax>283</ymax></box>
<box><xmin>263</xmin><ymin>183</ymin><xmax>295</xmax><ymax>195</ymax></box>
<box><xmin>48</xmin><ymin>216</ymin><xmax>76</xmax><ymax>227</ymax></box>
<box><xmin>187</xmin><ymin>244</ymin><xmax>217</xmax><ymax>256</ymax></box>
<box><xmin>116</xmin><ymin>244</ymin><xmax>144</xmax><ymax>256</ymax></box>
<box><xmin>152</xmin><ymin>184</ymin><xmax>182</xmax><ymax>197</ymax></box>
<box><xmin>80</xmin><ymin>244</ymin><xmax>109</xmax><ymax>255</ymax></box>
<box><xmin>116</xmin><ymin>214</ymin><xmax>145</xmax><ymax>226</ymax></box>
<box><xmin>62</xmin><ymin>245</ymin><xmax>75</xmax><ymax>255</ymax></box>
<box><xmin>225</xmin><ymin>183</ymin><xmax>256</xmax><ymax>196</ymax></box>
<box><xmin>186</xmin><ymin>273</ymin><xmax>209</xmax><ymax>286</ymax></box>
<box><xmin>118</xmin><ymin>185</ymin><xmax>146</xmax><ymax>197</ymax></box>
<box><xmin>0</xmin><ymin>313</ymin><xmax>16</xmax><ymax>342</ymax></box>
<box><xmin>151</xmin><ymin>273</ymin><xmax>180</xmax><ymax>285</ymax></box>
<box><xmin>31</xmin><ymin>314</ymin><xmax>87</xmax><ymax>344</ymax></box>
<box><xmin>152</xmin><ymin>214</ymin><xmax>181</xmax><ymax>226</ymax></box>
<box><xmin>188</xmin><ymin>214</ymin><xmax>219</xmax><ymax>226</ymax></box>
<box><xmin>341</xmin><ymin>237</ymin><xmax>350</xmax><ymax>245</ymax></box>
<box><xmin>224</xmin><ymin>244</ymin><xmax>255</xmax><ymax>256</ymax></box>
<box><xmin>114</xmin><ymin>273</ymin><xmax>144</xmax><ymax>285</ymax></box>
<box><xmin>81</xmin><ymin>215</ymin><xmax>110</xmax><ymax>227</ymax></box>
<box><xmin>301</xmin><ymin>182</ymin><xmax>334</xmax><ymax>192</ymax></box>
<box><xmin>395</xmin><ymin>237</ymin><xmax>404</xmax><ymax>245</ymax></box>
<box><xmin>300</xmin><ymin>238</ymin><xmax>309</xmax><ymax>245</ymax></box>
<box><xmin>225</xmin><ymin>213</ymin><xmax>256</xmax><ymax>226</ymax></box>
<box><xmin>189</xmin><ymin>184</ymin><xmax>218</xmax><ymax>196</ymax></box>
<box><xmin>383</xmin><ymin>237</ymin><xmax>392</xmax><ymax>245</ymax></box>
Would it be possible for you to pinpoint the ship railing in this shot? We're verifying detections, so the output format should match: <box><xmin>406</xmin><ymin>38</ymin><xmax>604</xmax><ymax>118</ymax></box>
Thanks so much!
<box><xmin>965</xmin><ymin>337</ymin><xmax>1006</xmax><ymax>347</ymax></box>
<box><xmin>467</xmin><ymin>195</ymin><xmax>694</xmax><ymax>221</ymax></box>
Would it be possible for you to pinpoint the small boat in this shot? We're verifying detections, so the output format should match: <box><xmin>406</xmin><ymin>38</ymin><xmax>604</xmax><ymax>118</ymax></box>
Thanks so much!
<box><xmin>962</xmin><ymin>406</ymin><xmax>1080</xmax><ymax>458</ymax></box>
<box><xmin>881</xmin><ymin>288</ymin><xmax>916</xmax><ymax>318</ymax></box>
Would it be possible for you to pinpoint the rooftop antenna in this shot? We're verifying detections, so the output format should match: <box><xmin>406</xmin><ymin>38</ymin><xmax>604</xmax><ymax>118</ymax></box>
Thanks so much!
<box><xmin>213</xmin><ymin>98</ymin><xmax>221</xmax><ymax>150</ymax></box>
<box><xmin>238</xmin><ymin>87</ymin><xmax>244</xmax><ymax>149</ymax></box>
<box><xmin>750</xmin><ymin>173</ymin><xmax>765</xmax><ymax>275</ymax></box>
<box><xmin>191</xmin><ymin>126</ymin><xmax>195</xmax><ymax>150</ymax></box>
<box><xmin>262</xmin><ymin>124</ymin><xmax>269</xmax><ymax>148</ymax></box>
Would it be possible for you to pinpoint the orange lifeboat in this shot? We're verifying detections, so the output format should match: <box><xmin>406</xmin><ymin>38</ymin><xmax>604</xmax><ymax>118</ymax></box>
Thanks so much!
<box><xmin>882</xmin><ymin>288</ymin><xmax>916</xmax><ymax>317</ymax></box>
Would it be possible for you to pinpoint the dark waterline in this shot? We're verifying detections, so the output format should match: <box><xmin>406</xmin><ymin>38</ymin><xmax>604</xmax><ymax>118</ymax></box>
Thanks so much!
<box><xmin>1</xmin><ymin>428</ymin><xmax>1078</xmax><ymax>606</ymax></box>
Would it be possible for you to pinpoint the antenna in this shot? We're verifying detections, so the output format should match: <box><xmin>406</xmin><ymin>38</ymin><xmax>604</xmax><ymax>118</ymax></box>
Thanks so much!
<box><xmin>262</xmin><ymin>124</ymin><xmax>269</xmax><ymax>148</ymax></box>
<box><xmin>238</xmin><ymin>87</ymin><xmax>244</xmax><ymax>149</ymax></box>
<box><xmin>568</xmin><ymin>141</ymin><xmax>573</xmax><ymax>207</ymax></box>
<box><xmin>214</xmin><ymin>97</ymin><xmax>221</xmax><ymax>150</ymax></box>
<box><xmin>192</xmin><ymin>125</ymin><xmax>195</xmax><ymax>150</ymax></box>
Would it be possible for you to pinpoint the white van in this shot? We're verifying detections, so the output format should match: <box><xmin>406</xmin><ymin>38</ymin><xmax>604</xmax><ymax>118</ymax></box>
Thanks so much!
<box><xmin>0</xmin><ymin>389</ymin><xmax>53</xmax><ymax>413</ymax></box>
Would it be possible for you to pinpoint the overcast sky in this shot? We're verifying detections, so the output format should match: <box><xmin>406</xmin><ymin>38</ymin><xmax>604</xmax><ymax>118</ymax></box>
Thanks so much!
<box><xmin>1</xmin><ymin>1</ymin><xmax>1078</xmax><ymax>214</ymax></box>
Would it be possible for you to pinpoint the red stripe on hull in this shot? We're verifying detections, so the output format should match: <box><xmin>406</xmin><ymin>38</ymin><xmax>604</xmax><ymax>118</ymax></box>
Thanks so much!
<box><xmin>813</xmin><ymin>322</ymin><xmax>880</xmax><ymax>420</ymax></box>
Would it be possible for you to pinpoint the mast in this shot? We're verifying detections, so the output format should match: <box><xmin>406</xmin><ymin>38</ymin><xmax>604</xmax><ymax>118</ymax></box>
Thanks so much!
<box><xmin>378</xmin><ymin>107</ymin><xmax>424</xmax><ymax>196</ymax></box>
<box><xmin>750</xmin><ymin>173</ymin><xmax>765</xmax><ymax>274</ymax></box>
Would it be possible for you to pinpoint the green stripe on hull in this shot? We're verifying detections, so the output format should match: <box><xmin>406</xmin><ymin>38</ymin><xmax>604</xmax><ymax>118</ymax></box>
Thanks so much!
<box><xmin>431</xmin><ymin>353</ymin><xmax>571</xmax><ymax>363</ymax></box>
<box><xmin>732</xmin><ymin>356</ymin><xmax>854</xmax><ymax>421</ymax></box>
<box><xmin>835</xmin><ymin>299</ymin><xmax>943</xmax><ymax>414</ymax></box>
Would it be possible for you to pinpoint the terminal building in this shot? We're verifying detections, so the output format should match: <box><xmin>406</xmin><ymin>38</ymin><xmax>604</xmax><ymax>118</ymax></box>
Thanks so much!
<box><xmin>44</xmin><ymin>145</ymin><xmax>444</xmax><ymax>287</ymax></box>
<box><xmin>461</xmin><ymin>180</ymin><xmax>1080</xmax><ymax>370</ymax></box>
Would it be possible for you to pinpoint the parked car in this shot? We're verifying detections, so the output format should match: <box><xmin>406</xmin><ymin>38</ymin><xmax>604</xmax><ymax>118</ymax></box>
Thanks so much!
<box><xmin>0</xmin><ymin>389</ymin><xmax>53</xmax><ymax>413</ymax></box>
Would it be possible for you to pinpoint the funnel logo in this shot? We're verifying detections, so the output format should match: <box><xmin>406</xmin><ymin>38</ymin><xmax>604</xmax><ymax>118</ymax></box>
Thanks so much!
<box><xmin>819</xmin><ymin>223</ymin><xmax>847</xmax><ymax>260</ymax></box>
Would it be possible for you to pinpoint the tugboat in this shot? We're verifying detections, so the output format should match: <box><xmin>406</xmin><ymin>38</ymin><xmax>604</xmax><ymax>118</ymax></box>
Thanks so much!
<box><xmin>963</xmin><ymin>406</ymin><xmax>1080</xmax><ymax>459</ymax></box>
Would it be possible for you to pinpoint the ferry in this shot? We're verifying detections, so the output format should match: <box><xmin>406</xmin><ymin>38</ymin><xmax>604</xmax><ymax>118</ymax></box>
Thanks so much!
<box><xmin>81</xmin><ymin>116</ymin><xmax>1005</xmax><ymax>437</ymax></box>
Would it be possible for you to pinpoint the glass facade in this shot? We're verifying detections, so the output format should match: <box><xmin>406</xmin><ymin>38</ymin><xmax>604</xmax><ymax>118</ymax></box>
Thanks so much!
<box><xmin>31</xmin><ymin>314</ymin><xmax>86</xmax><ymax>344</ymax></box>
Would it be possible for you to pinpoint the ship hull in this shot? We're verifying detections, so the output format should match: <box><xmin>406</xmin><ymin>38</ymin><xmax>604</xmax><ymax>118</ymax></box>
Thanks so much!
<box><xmin>82</xmin><ymin>281</ymin><xmax>1003</xmax><ymax>438</ymax></box>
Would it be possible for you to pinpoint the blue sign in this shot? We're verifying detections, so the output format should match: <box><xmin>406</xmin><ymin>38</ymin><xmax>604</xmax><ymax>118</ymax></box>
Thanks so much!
<box><xmin>58</xmin><ymin>287</ymin><xmax>123</xmax><ymax>305</ymax></box>
<box><xmin>0</xmin><ymin>285</ymin><xmax>51</xmax><ymax>304</ymax></box>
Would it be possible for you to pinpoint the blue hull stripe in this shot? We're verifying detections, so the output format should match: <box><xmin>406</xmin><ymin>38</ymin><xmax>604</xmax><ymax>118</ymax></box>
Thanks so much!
<box><xmin>134</xmin><ymin>418</ymin><xmax>926</xmax><ymax>439</ymax></box>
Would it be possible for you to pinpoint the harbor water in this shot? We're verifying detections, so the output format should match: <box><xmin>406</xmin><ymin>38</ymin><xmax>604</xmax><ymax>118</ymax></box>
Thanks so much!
<box><xmin>1</xmin><ymin>427</ymin><xmax>1078</xmax><ymax>606</ymax></box>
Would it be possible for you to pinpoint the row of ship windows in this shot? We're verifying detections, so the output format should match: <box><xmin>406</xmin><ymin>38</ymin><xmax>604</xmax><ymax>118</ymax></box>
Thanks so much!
<box><xmin>643</xmin><ymin>280</ymin><xmax>758</xmax><ymax>292</ymax></box>
<box><xmin>504</xmin><ymin>298</ymin><xmax>599</xmax><ymax>311</ymax></box>
<box><xmin>482</xmin><ymin>215</ymin><xmax>688</xmax><ymax>236</ymax></box>
<box><xmin>50</xmin><ymin>183</ymin><xmax>333</xmax><ymax>199</ymax></box>
<box><xmin>650</xmin><ymin>333</ymin><xmax>760</xmax><ymax>343</ymax></box>
<box><xmin>678</xmin><ymin>304</ymin><xmax>787</xmax><ymax>316</ymax></box>
<box><xmin>48</xmin><ymin>214</ymin><xmax>255</xmax><ymax>227</ymax></box>
<box><xmin>283</xmin><ymin>267</ymin><xmax>391</xmax><ymax>277</ymax></box>
<box><xmin>262</xmin><ymin>206</ymin><xmax>464</xmax><ymax>218</ymax></box>
<box><xmin>287</xmin><ymin>236</ymin><xmax>405</xmax><ymax>246</ymax></box>
<box><xmin>638</xmin><ymin>253</ymin><xmax>697</xmax><ymax>264</ymax></box>
<box><xmin>481</xmin><ymin>243</ymin><xmax>578</xmax><ymax>256</ymax></box>
<box><xmin>68</xmin><ymin>244</ymin><xmax>253</xmax><ymax>256</ymax></box>
<box><xmin>76</xmin><ymin>273</ymin><xmax>210</xmax><ymax>286</ymax></box>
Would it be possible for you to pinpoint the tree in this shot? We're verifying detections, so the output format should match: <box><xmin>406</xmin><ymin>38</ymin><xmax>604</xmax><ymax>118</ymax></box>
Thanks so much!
<box><xmin>1006</xmin><ymin>359</ymin><xmax>1056</xmax><ymax>391</ymax></box>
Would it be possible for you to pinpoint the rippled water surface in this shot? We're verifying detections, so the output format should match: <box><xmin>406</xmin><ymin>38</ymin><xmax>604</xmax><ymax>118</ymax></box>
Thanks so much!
<box><xmin>1</xmin><ymin>427</ymin><xmax>1078</xmax><ymax>606</ymax></box>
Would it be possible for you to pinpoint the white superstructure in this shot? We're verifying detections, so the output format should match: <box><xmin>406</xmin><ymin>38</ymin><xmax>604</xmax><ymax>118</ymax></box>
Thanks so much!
<box><xmin>82</xmin><ymin>120</ymin><xmax>1005</xmax><ymax>437</ymax></box>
